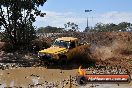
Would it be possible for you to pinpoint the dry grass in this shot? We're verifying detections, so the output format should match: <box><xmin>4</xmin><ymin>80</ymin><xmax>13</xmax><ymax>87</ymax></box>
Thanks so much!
<box><xmin>30</xmin><ymin>38</ymin><xmax>51</xmax><ymax>51</ymax></box>
<box><xmin>0</xmin><ymin>42</ymin><xmax>14</xmax><ymax>52</ymax></box>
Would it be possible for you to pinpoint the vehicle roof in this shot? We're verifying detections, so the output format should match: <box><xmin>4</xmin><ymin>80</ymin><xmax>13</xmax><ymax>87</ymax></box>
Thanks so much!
<box><xmin>56</xmin><ymin>37</ymin><xmax>78</xmax><ymax>42</ymax></box>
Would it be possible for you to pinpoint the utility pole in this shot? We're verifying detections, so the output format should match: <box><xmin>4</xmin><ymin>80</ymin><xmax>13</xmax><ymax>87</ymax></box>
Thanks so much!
<box><xmin>85</xmin><ymin>10</ymin><xmax>92</xmax><ymax>32</ymax></box>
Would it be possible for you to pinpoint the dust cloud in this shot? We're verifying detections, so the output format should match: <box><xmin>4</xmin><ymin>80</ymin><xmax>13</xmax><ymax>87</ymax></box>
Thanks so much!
<box><xmin>90</xmin><ymin>40</ymin><xmax>127</xmax><ymax>61</ymax></box>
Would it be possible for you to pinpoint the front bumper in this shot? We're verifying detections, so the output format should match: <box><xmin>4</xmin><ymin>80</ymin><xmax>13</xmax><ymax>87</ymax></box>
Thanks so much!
<box><xmin>38</xmin><ymin>53</ymin><xmax>59</xmax><ymax>60</ymax></box>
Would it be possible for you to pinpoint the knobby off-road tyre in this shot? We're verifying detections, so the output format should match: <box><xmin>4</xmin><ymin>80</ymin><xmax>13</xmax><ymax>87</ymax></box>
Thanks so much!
<box><xmin>38</xmin><ymin>56</ymin><xmax>52</xmax><ymax>66</ymax></box>
<box><xmin>59</xmin><ymin>55</ymin><xmax>67</xmax><ymax>66</ymax></box>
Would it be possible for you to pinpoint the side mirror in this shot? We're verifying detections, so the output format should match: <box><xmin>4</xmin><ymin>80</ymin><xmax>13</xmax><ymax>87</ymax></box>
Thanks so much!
<box><xmin>68</xmin><ymin>46</ymin><xmax>72</xmax><ymax>49</ymax></box>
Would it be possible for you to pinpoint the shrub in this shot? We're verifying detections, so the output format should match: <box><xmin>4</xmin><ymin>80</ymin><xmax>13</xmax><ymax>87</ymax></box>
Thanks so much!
<box><xmin>0</xmin><ymin>42</ymin><xmax>5</xmax><ymax>50</ymax></box>
<box><xmin>28</xmin><ymin>38</ymin><xmax>52</xmax><ymax>53</ymax></box>
<box><xmin>1</xmin><ymin>42</ymin><xmax>14</xmax><ymax>52</ymax></box>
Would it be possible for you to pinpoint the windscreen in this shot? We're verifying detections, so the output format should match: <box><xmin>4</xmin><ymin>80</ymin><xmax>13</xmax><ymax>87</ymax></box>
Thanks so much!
<box><xmin>53</xmin><ymin>40</ymin><xmax>70</xmax><ymax>48</ymax></box>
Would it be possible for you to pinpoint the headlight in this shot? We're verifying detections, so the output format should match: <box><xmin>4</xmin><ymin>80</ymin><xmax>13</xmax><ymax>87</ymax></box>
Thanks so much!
<box><xmin>38</xmin><ymin>52</ymin><xmax>45</xmax><ymax>56</ymax></box>
<box><xmin>38</xmin><ymin>52</ymin><xmax>55</xmax><ymax>59</ymax></box>
<box><xmin>47</xmin><ymin>54</ymin><xmax>53</xmax><ymax>58</ymax></box>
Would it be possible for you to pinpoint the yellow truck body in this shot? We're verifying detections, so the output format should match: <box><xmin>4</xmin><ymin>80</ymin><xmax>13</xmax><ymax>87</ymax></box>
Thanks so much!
<box><xmin>38</xmin><ymin>37</ymin><xmax>78</xmax><ymax>61</ymax></box>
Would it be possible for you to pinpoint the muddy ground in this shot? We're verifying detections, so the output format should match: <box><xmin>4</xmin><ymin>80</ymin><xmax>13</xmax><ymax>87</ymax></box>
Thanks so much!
<box><xmin>0</xmin><ymin>32</ymin><xmax>132</xmax><ymax>88</ymax></box>
<box><xmin>0</xmin><ymin>66</ymin><xmax>132</xmax><ymax>88</ymax></box>
<box><xmin>0</xmin><ymin>66</ymin><xmax>78</xmax><ymax>88</ymax></box>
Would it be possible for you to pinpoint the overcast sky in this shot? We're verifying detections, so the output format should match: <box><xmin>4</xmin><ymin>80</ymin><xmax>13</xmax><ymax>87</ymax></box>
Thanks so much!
<box><xmin>34</xmin><ymin>0</ymin><xmax>132</xmax><ymax>31</ymax></box>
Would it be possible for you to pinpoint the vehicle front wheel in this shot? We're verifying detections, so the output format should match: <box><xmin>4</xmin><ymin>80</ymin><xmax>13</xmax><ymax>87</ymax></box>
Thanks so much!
<box><xmin>59</xmin><ymin>55</ymin><xmax>67</xmax><ymax>66</ymax></box>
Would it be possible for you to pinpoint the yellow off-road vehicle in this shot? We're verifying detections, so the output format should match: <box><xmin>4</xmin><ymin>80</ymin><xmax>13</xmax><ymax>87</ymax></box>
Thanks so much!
<box><xmin>38</xmin><ymin>37</ymin><xmax>82</xmax><ymax>65</ymax></box>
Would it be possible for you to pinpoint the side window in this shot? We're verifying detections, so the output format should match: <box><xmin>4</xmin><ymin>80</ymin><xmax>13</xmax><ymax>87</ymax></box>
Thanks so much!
<box><xmin>70</xmin><ymin>41</ymin><xmax>76</xmax><ymax>48</ymax></box>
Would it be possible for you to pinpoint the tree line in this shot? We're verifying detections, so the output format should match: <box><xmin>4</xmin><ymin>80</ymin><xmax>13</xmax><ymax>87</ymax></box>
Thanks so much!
<box><xmin>84</xmin><ymin>22</ymin><xmax>132</xmax><ymax>32</ymax></box>
<box><xmin>37</xmin><ymin>22</ymin><xmax>132</xmax><ymax>33</ymax></box>
<box><xmin>36</xmin><ymin>22</ymin><xmax>79</xmax><ymax>33</ymax></box>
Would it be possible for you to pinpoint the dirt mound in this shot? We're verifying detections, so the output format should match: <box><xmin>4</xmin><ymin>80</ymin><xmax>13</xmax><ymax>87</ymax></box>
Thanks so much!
<box><xmin>82</xmin><ymin>32</ymin><xmax>132</xmax><ymax>73</ymax></box>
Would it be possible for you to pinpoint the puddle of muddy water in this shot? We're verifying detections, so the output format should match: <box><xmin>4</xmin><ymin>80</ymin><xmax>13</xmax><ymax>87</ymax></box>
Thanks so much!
<box><xmin>0</xmin><ymin>67</ymin><xmax>131</xmax><ymax>88</ymax></box>
<box><xmin>0</xmin><ymin>67</ymin><xmax>78</xmax><ymax>87</ymax></box>
<box><xmin>32</xmin><ymin>78</ymin><xmax>39</xmax><ymax>85</ymax></box>
<box><xmin>10</xmin><ymin>80</ymin><xmax>14</xmax><ymax>87</ymax></box>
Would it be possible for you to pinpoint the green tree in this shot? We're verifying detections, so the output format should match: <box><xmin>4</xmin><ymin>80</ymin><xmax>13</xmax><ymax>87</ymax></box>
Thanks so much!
<box><xmin>64</xmin><ymin>22</ymin><xmax>79</xmax><ymax>32</ymax></box>
<box><xmin>88</xmin><ymin>22</ymin><xmax>132</xmax><ymax>32</ymax></box>
<box><xmin>0</xmin><ymin>0</ymin><xmax>46</xmax><ymax>50</ymax></box>
<box><xmin>37</xmin><ymin>26</ymin><xmax>64</xmax><ymax>33</ymax></box>
<box><xmin>117</xmin><ymin>22</ymin><xmax>131</xmax><ymax>31</ymax></box>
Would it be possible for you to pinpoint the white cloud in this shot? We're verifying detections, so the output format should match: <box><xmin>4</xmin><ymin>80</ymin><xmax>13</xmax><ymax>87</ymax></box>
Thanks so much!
<box><xmin>97</xmin><ymin>11</ymin><xmax>132</xmax><ymax>24</ymax></box>
<box><xmin>34</xmin><ymin>10</ymin><xmax>132</xmax><ymax>31</ymax></box>
<box><xmin>2</xmin><ymin>6</ymin><xmax>132</xmax><ymax>31</ymax></box>
<box><xmin>34</xmin><ymin>10</ymin><xmax>86</xmax><ymax>30</ymax></box>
